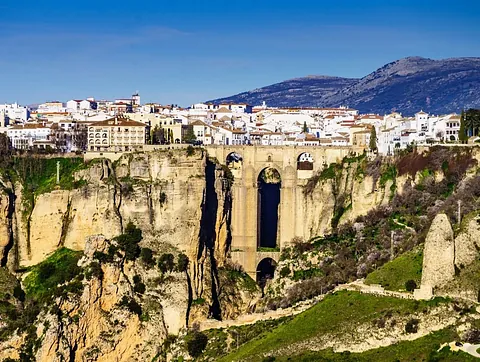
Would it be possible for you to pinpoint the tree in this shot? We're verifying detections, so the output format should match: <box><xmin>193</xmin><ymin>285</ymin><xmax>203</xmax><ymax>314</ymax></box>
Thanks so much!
<box><xmin>140</xmin><ymin>247</ymin><xmax>155</xmax><ymax>266</ymax></box>
<box><xmin>186</xmin><ymin>331</ymin><xmax>208</xmax><ymax>358</ymax></box>
<box><xmin>177</xmin><ymin>253</ymin><xmax>189</xmax><ymax>272</ymax></box>
<box><xmin>302</xmin><ymin>121</ymin><xmax>308</xmax><ymax>133</ymax></box>
<box><xmin>51</xmin><ymin>127</ymin><xmax>68</xmax><ymax>152</ymax></box>
<box><xmin>158</xmin><ymin>253</ymin><xmax>175</xmax><ymax>274</ymax></box>
<box><xmin>369</xmin><ymin>127</ymin><xmax>377</xmax><ymax>152</ymax></box>
<box><xmin>183</xmin><ymin>125</ymin><xmax>196</xmax><ymax>144</ymax></box>
<box><xmin>459</xmin><ymin>110</ymin><xmax>468</xmax><ymax>143</ymax></box>
<box><xmin>72</xmin><ymin>124</ymin><xmax>88</xmax><ymax>151</ymax></box>
<box><xmin>114</xmin><ymin>222</ymin><xmax>143</xmax><ymax>261</ymax></box>
<box><xmin>465</xmin><ymin>109</ymin><xmax>480</xmax><ymax>137</ymax></box>
<box><xmin>405</xmin><ymin>279</ymin><xmax>417</xmax><ymax>292</ymax></box>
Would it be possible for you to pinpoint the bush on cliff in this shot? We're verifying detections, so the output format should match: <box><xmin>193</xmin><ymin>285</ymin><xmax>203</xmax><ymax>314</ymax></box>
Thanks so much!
<box><xmin>186</xmin><ymin>331</ymin><xmax>208</xmax><ymax>358</ymax></box>
<box><xmin>114</xmin><ymin>222</ymin><xmax>142</xmax><ymax>261</ymax></box>
<box><xmin>158</xmin><ymin>253</ymin><xmax>175</xmax><ymax>274</ymax></box>
<box><xmin>140</xmin><ymin>247</ymin><xmax>155</xmax><ymax>267</ymax></box>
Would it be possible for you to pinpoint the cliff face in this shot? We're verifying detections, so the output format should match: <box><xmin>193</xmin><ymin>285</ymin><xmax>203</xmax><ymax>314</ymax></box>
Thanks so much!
<box><xmin>7</xmin><ymin>151</ymin><xmax>208</xmax><ymax>268</ymax></box>
<box><xmin>300</xmin><ymin>156</ymin><xmax>396</xmax><ymax>238</ymax></box>
<box><xmin>0</xmin><ymin>149</ymin><xmax>244</xmax><ymax>360</ymax></box>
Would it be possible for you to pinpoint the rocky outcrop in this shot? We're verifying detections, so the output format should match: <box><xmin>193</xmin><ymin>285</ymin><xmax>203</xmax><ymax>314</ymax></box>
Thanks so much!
<box><xmin>420</xmin><ymin>214</ymin><xmax>455</xmax><ymax>291</ymax></box>
<box><xmin>454</xmin><ymin>213</ymin><xmax>480</xmax><ymax>269</ymax></box>
<box><xmin>300</xmin><ymin>158</ymin><xmax>398</xmax><ymax>237</ymax></box>
<box><xmin>0</xmin><ymin>235</ymin><xmax>170</xmax><ymax>362</ymax></box>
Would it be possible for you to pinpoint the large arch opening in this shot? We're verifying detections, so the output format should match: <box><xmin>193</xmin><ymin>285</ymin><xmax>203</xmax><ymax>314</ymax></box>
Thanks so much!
<box><xmin>257</xmin><ymin>167</ymin><xmax>281</xmax><ymax>249</ymax></box>
<box><xmin>256</xmin><ymin>258</ymin><xmax>277</xmax><ymax>289</ymax></box>
<box><xmin>297</xmin><ymin>152</ymin><xmax>314</xmax><ymax>170</ymax></box>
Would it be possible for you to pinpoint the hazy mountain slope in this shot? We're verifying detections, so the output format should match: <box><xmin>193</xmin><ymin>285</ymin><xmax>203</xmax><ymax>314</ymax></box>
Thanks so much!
<box><xmin>326</xmin><ymin>56</ymin><xmax>480</xmax><ymax>115</ymax></box>
<box><xmin>208</xmin><ymin>76</ymin><xmax>357</xmax><ymax>108</ymax></box>
<box><xmin>209</xmin><ymin>57</ymin><xmax>480</xmax><ymax>115</ymax></box>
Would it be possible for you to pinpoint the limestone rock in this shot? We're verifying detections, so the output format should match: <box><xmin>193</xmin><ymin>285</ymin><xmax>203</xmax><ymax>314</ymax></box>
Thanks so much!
<box><xmin>455</xmin><ymin>213</ymin><xmax>480</xmax><ymax>269</ymax></box>
<box><xmin>421</xmin><ymin>213</ymin><xmax>455</xmax><ymax>290</ymax></box>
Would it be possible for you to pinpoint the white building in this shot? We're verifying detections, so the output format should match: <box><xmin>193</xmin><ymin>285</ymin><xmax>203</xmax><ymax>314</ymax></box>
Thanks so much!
<box><xmin>67</xmin><ymin>99</ymin><xmax>97</xmax><ymax>112</ymax></box>
<box><xmin>87</xmin><ymin>117</ymin><xmax>146</xmax><ymax>152</ymax></box>
<box><xmin>0</xmin><ymin>103</ymin><xmax>30</xmax><ymax>122</ymax></box>
<box><xmin>7</xmin><ymin>123</ymin><xmax>52</xmax><ymax>149</ymax></box>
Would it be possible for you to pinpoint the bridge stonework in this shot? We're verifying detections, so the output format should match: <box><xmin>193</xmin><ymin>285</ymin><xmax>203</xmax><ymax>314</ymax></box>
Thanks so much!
<box><xmin>205</xmin><ymin>145</ymin><xmax>365</xmax><ymax>279</ymax></box>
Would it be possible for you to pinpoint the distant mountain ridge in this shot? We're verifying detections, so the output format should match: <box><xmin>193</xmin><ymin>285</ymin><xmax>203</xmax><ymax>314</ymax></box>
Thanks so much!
<box><xmin>208</xmin><ymin>57</ymin><xmax>480</xmax><ymax>115</ymax></box>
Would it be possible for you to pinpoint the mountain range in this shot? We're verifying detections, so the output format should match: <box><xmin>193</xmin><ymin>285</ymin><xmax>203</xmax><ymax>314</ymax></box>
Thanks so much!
<box><xmin>208</xmin><ymin>56</ymin><xmax>480</xmax><ymax>115</ymax></box>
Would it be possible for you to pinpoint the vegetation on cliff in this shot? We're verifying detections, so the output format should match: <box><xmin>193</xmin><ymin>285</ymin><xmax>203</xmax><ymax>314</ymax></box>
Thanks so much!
<box><xmin>268</xmin><ymin>147</ymin><xmax>478</xmax><ymax>309</ymax></box>
<box><xmin>221</xmin><ymin>291</ymin><xmax>460</xmax><ymax>361</ymax></box>
<box><xmin>23</xmin><ymin>247</ymin><xmax>83</xmax><ymax>303</ymax></box>
<box><xmin>364</xmin><ymin>247</ymin><xmax>423</xmax><ymax>291</ymax></box>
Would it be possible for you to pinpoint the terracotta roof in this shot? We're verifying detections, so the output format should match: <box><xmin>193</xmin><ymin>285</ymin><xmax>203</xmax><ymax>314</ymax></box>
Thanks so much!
<box><xmin>190</xmin><ymin>120</ymin><xmax>209</xmax><ymax>126</ymax></box>
<box><xmin>9</xmin><ymin>123</ymin><xmax>49</xmax><ymax>130</ymax></box>
<box><xmin>91</xmin><ymin>117</ymin><xmax>145</xmax><ymax>127</ymax></box>
<box><xmin>216</xmin><ymin>107</ymin><xmax>231</xmax><ymax>113</ymax></box>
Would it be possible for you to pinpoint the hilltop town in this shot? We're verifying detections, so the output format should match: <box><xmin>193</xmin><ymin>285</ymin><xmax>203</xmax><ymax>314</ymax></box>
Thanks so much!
<box><xmin>0</xmin><ymin>94</ymin><xmax>470</xmax><ymax>155</ymax></box>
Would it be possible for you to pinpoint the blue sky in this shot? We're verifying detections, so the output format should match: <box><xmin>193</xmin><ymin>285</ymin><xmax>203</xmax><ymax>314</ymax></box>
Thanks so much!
<box><xmin>1</xmin><ymin>0</ymin><xmax>479</xmax><ymax>106</ymax></box>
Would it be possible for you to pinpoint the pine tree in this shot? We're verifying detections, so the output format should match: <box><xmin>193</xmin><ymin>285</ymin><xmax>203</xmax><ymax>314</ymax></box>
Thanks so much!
<box><xmin>459</xmin><ymin>110</ymin><xmax>468</xmax><ymax>143</ymax></box>
<box><xmin>302</xmin><ymin>121</ymin><xmax>308</xmax><ymax>133</ymax></box>
<box><xmin>369</xmin><ymin>126</ymin><xmax>377</xmax><ymax>152</ymax></box>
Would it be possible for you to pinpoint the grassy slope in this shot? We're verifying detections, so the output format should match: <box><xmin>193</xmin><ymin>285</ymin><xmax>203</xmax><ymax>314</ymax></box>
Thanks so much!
<box><xmin>220</xmin><ymin>291</ymin><xmax>449</xmax><ymax>362</ymax></box>
<box><xmin>23</xmin><ymin>247</ymin><xmax>83</xmax><ymax>302</ymax></box>
<box><xmin>274</xmin><ymin>328</ymin><xmax>477</xmax><ymax>361</ymax></box>
<box><xmin>364</xmin><ymin>247</ymin><xmax>423</xmax><ymax>291</ymax></box>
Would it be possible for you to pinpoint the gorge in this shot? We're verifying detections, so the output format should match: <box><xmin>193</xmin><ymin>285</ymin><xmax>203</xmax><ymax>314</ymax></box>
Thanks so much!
<box><xmin>1</xmin><ymin>145</ymin><xmax>480</xmax><ymax>361</ymax></box>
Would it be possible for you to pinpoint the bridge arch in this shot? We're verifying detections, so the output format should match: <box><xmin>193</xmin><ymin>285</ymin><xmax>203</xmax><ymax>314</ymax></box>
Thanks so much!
<box><xmin>297</xmin><ymin>152</ymin><xmax>314</xmax><ymax>170</ymax></box>
<box><xmin>256</xmin><ymin>257</ymin><xmax>277</xmax><ymax>287</ymax></box>
<box><xmin>226</xmin><ymin>151</ymin><xmax>243</xmax><ymax>170</ymax></box>
<box><xmin>257</xmin><ymin>167</ymin><xmax>281</xmax><ymax>250</ymax></box>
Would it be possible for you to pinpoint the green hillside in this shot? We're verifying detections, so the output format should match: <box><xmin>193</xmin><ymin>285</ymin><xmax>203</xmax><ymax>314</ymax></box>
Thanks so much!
<box><xmin>220</xmin><ymin>291</ymin><xmax>460</xmax><ymax>362</ymax></box>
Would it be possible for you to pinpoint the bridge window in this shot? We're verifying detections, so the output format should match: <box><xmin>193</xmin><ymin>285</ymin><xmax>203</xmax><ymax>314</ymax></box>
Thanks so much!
<box><xmin>257</xmin><ymin>167</ymin><xmax>281</xmax><ymax>249</ymax></box>
<box><xmin>226</xmin><ymin>152</ymin><xmax>243</xmax><ymax>169</ymax></box>
<box><xmin>257</xmin><ymin>258</ymin><xmax>277</xmax><ymax>289</ymax></box>
<box><xmin>297</xmin><ymin>152</ymin><xmax>314</xmax><ymax>170</ymax></box>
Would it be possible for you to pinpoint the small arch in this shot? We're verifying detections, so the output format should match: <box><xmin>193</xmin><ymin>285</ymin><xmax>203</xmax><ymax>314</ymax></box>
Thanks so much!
<box><xmin>297</xmin><ymin>152</ymin><xmax>314</xmax><ymax>170</ymax></box>
<box><xmin>226</xmin><ymin>152</ymin><xmax>243</xmax><ymax>169</ymax></box>
<box><xmin>257</xmin><ymin>258</ymin><xmax>277</xmax><ymax>288</ymax></box>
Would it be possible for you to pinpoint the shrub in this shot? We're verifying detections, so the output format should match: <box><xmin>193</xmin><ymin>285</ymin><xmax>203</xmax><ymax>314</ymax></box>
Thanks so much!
<box><xmin>158</xmin><ymin>253</ymin><xmax>175</xmax><ymax>274</ymax></box>
<box><xmin>186</xmin><ymin>145</ymin><xmax>195</xmax><ymax>157</ymax></box>
<box><xmin>119</xmin><ymin>296</ymin><xmax>142</xmax><ymax>316</ymax></box>
<box><xmin>13</xmin><ymin>285</ymin><xmax>25</xmax><ymax>302</ymax></box>
<box><xmin>280</xmin><ymin>266</ymin><xmax>290</xmax><ymax>278</ymax></box>
<box><xmin>133</xmin><ymin>275</ymin><xmax>146</xmax><ymax>294</ymax></box>
<box><xmin>159</xmin><ymin>192</ymin><xmax>167</xmax><ymax>205</ymax></box>
<box><xmin>464</xmin><ymin>329</ymin><xmax>480</xmax><ymax>344</ymax></box>
<box><xmin>262</xmin><ymin>357</ymin><xmax>276</xmax><ymax>362</ymax></box>
<box><xmin>186</xmin><ymin>331</ymin><xmax>208</xmax><ymax>358</ymax></box>
<box><xmin>177</xmin><ymin>253</ymin><xmax>189</xmax><ymax>272</ymax></box>
<box><xmin>405</xmin><ymin>279</ymin><xmax>417</xmax><ymax>292</ymax></box>
<box><xmin>87</xmin><ymin>262</ymin><xmax>103</xmax><ymax>280</ymax></box>
<box><xmin>115</xmin><ymin>222</ymin><xmax>142</xmax><ymax>261</ymax></box>
<box><xmin>405</xmin><ymin>318</ymin><xmax>419</xmax><ymax>334</ymax></box>
<box><xmin>140</xmin><ymin>248</ymin><xmax>155</xmax><ymax>267</ymax></box>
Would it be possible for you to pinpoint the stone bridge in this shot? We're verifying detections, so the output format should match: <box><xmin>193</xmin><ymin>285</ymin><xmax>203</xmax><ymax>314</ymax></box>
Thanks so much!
<box><xmin>205</xmin><ymin>145</ymin><xmax>365</xmax><ymax>281</ymax></box>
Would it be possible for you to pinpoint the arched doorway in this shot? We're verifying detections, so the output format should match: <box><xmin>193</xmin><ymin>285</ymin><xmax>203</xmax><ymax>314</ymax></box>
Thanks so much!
<box><xmin>297</xmin><ymin>152</ymin><xmax>314</xmax><ymax>170</ymax></box>
<box><xmin>256</xmin><ymin>258</ymin><xmax>277</xmax><ymax>289</ymax></box>
<box><xmin>257</xmin><ymin>167</ymin><xmax>281</xmax><ymax>249</ymax></box>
